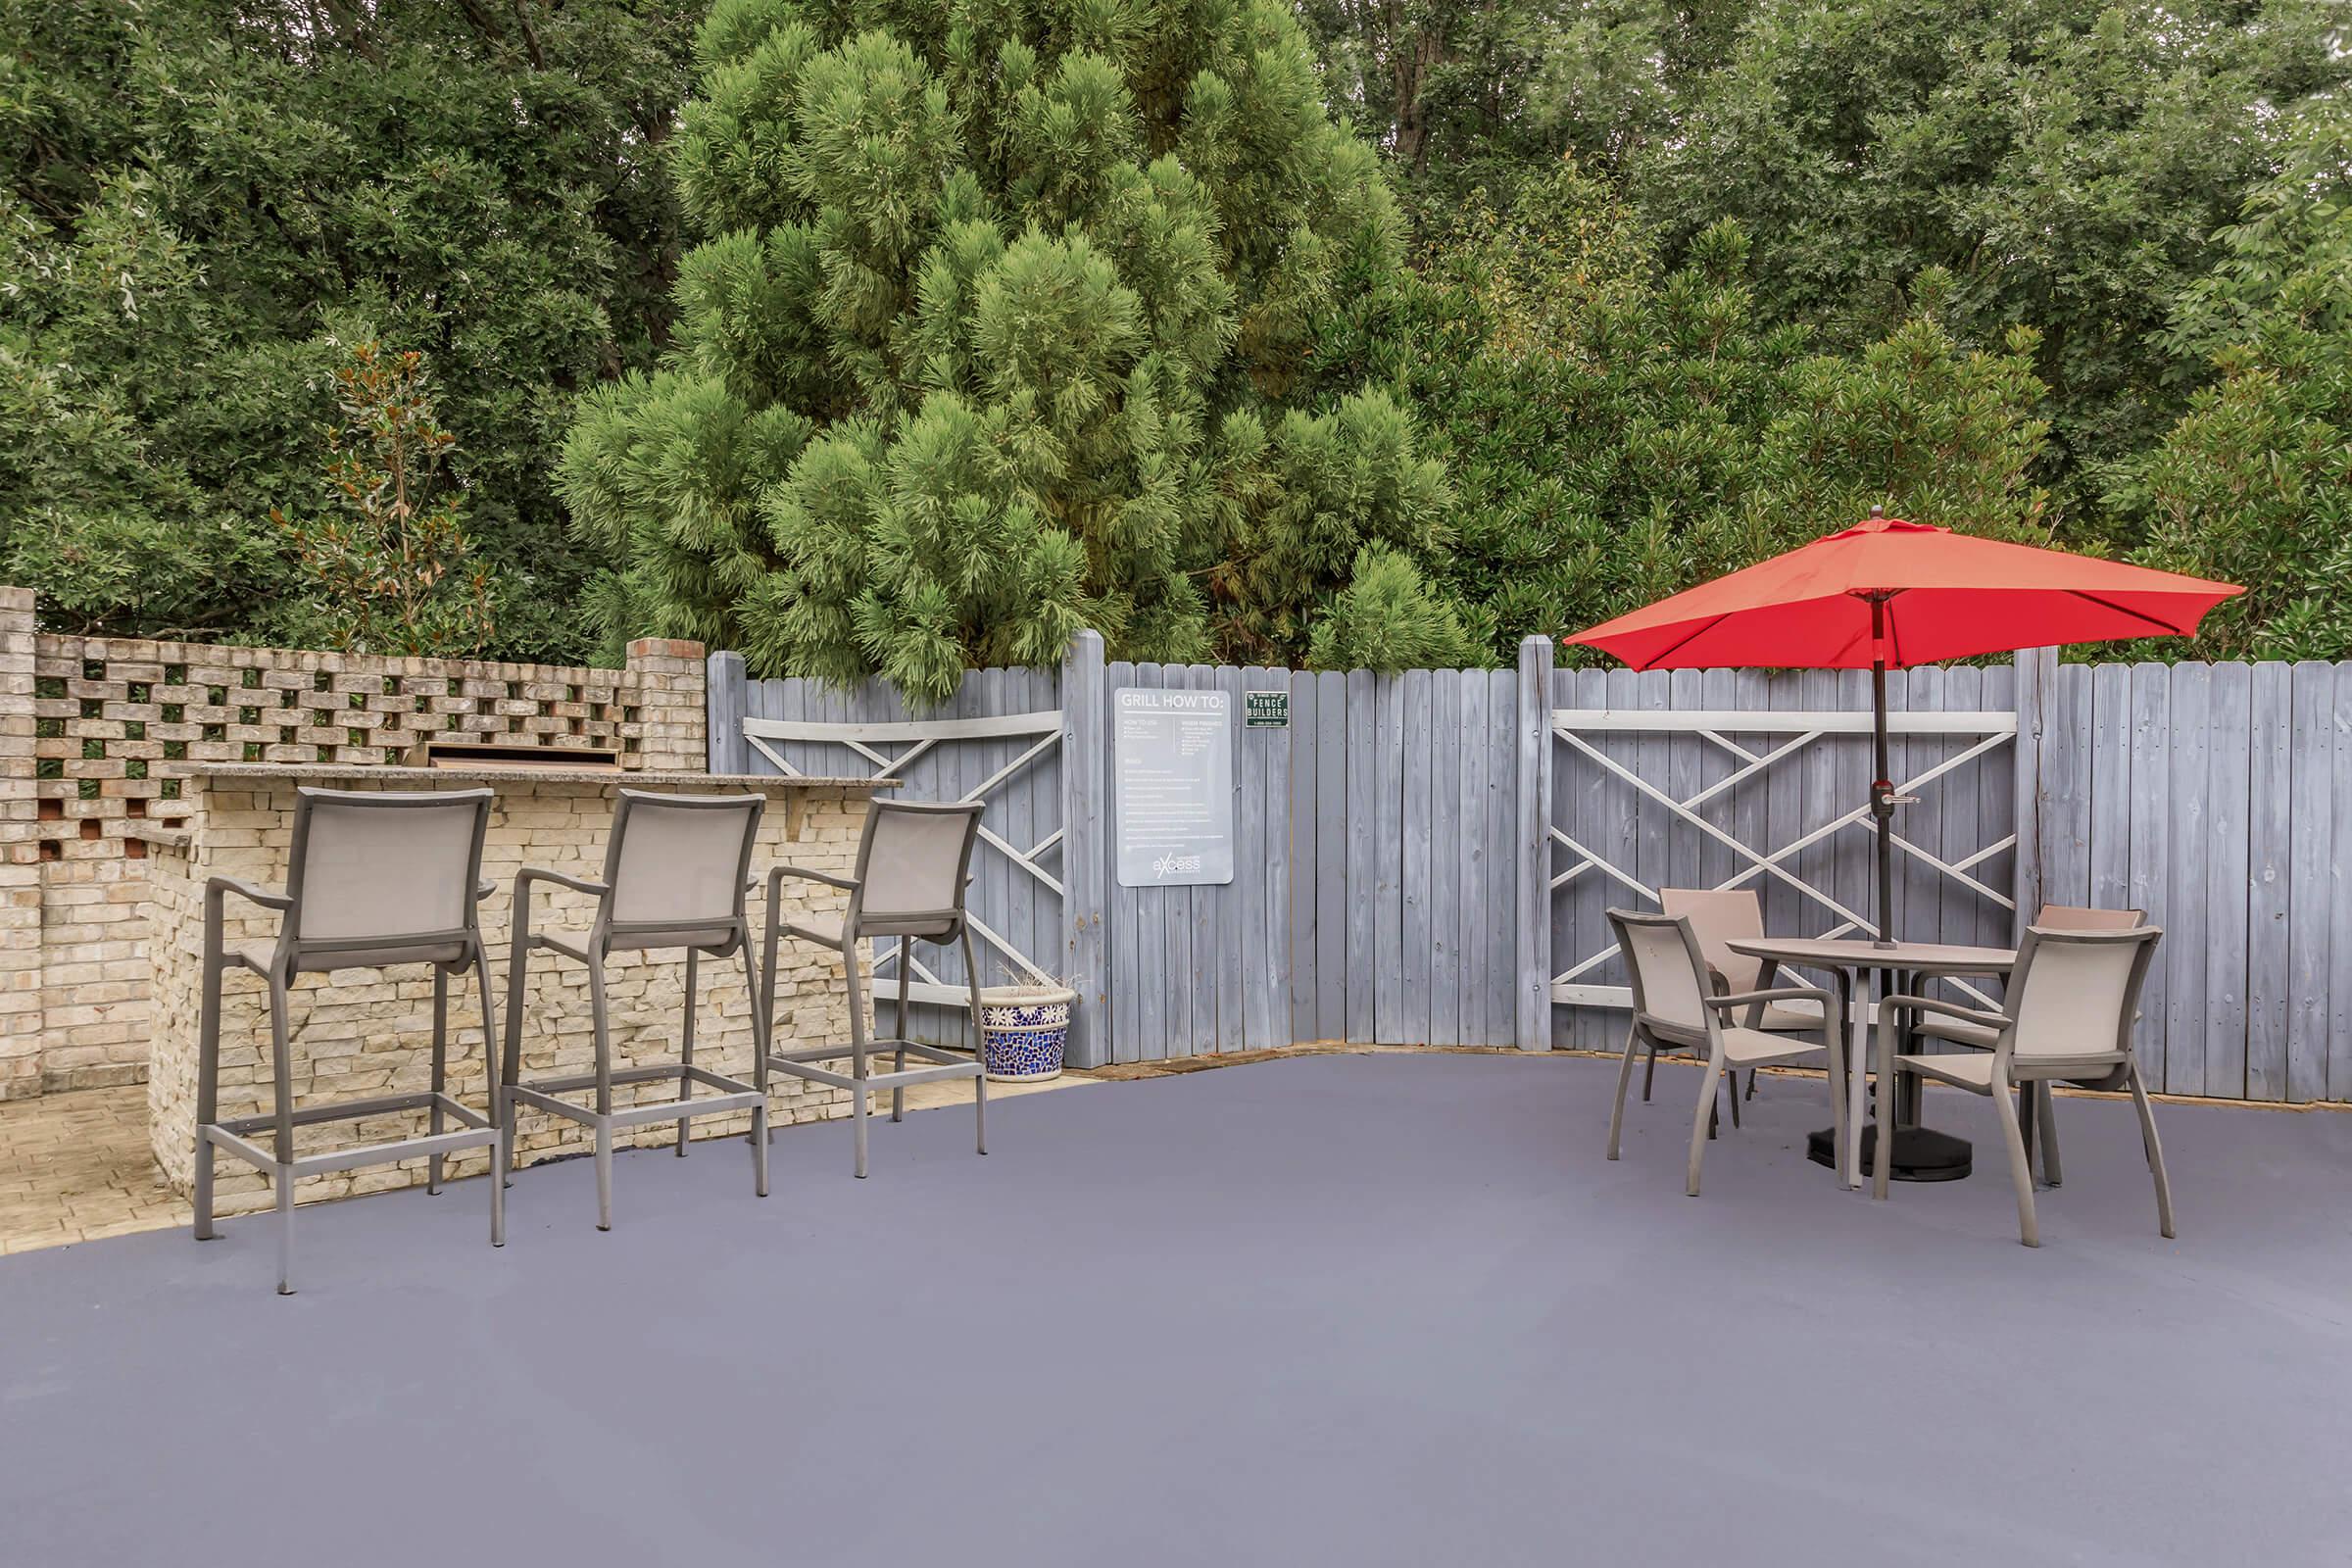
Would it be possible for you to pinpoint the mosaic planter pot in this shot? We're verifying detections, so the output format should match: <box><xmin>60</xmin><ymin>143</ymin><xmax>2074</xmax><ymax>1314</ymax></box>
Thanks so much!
<box><xmin>977</xmin><ymin>986</ymin><xmax>1077</xmax><ymax>1083</ymax></box>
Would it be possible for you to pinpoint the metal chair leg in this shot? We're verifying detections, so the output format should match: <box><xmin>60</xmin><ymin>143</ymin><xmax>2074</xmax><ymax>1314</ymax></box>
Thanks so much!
<box><xmin>1725</xmin><ymin>1068</ymin><xmax>1741</xmax><ymax>1130</ymax></box>
<box><xmin>501</xmin><ymin>919</ymin><xmax>529</xmax><ymax>1185</ymax></box>
<box><xmin>743</xmin><ymin>939</ymin><xmax>768</xmax><ymax>1148</ymax></box>
<box><xmin>268</xmin><ymin>974</ymin><xmax>297</xmax><ymax>1294</ymax></box>
<box><xmin>194</xmin><ymin>945</ymin><xmax>223</xmax><ymax>1243</ymax></box>
<box><xmin>588</xmin><ymin>954</ymin><xmax>614</xmax><ymax>1230</ymax></box>
<box><xmin>2035</xmin><ymin>1081</ymin><xmax>2062</xmax><ymax>1187</ymax></box>
<box><xmin>677</xmin><ymin>949</ymin><xmax>697</xmax><ymax>1156</ymax></box>
<box><xmin>2127</xmin><ymin>1059</ymin><xmax>2175</xmax><ymax>1239</ymax></box>
<box><xmin>962</xmin><ymin>927</ymin><xmax>987</xmax><ymax>1156</ymax></box>
<box><xmin>1642</xmin><ymin>1044</ymin><xmax>1657</xmax><ymax>1102</ymax></box>
<box><xmin>274</xmin><ymin>1165</ymin><xmax>297</xmax><ymax>1297</ymax></box>
<box><xmin>891</xmin><ymin>947</ymin><xmax>908</xmax><ymax>1124</ymax></box>
<box><xmin>427</xmin><ymin>966</ymin><xmax>448</xmax><ymax>1196</ymax></box>
<box><xmin>1687</xmin><ymin>1058</ymin><xmax>1724</xmax><ymax>1197</ymax></box>
<box><xmin>474</xmin><ymin>948</ymin><xmax>505</xmax><ymax>1248</ymax></box>
<box><xmin>1605</xmin><ymin>1021</ymin><xmax>1640</xmax><ymax>1160</ymax></box>
<box><xmin>192</xmin><ymin>1136</ymin><xmax>216</xmax><ymax>1244</ymax></box>
<box><xmin>751</xmin><ymin>1100</ymin><xmax>769</xmax><ymax>1198</ymax></box>
<box><xmin>1992</xmin><ymin>1078</ymin><xmax>2040</xmax><ymax>1248</ymax></box>
<box><xmin>844</xmin><ymin>941</ymin><xmax>871</xmax><ymax>1179</ymax></box>
<box><xmin>594</xmin><ymin>1123</ymin><xmax>613</xmax><ymax>1233</ymax></box>
<box><xmin>852</xmin><ymin>1071</ymin><xmax>869</xmax><ymax>1180</ymax></box>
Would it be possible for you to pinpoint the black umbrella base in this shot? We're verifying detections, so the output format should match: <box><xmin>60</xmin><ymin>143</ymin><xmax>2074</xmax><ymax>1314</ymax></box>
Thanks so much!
<box><xmin>1806</xmin><ymin>1124</ymin><xmax>1973</xmax><ymax>1182</ymax></box>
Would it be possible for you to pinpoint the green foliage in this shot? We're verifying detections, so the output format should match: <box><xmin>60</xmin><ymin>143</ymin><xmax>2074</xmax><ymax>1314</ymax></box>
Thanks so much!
<box><xmin>1307</xmin><ymin>163</ymin><xmax>2054</xmax><ymax>660</ymax></box>
<box><xmin>271</xmin><ymin>345</ymin><xmax>497</xmax><ymax>658</ymax></box>
<box><xmin>566</xmin><ymin>0</ymin><xmax>1470</xmax><ymax>703</ymax></box>
<box><xmin>2114</xmin><ymin>113</ymin><xmax>2352</xmax><ymax>661</ymax></box>
<box><xmin>0</xmin><ymin>0</ymin><xmax>697</xmax><ymax>658</ymax></box>
<box><xmin>1297</xmin><ymin>0</ymin><xmax>1740</xmax><ymax>191</ymax></box>
<box><xmin>1305</xmin><ymin>547</ymin><xmax>1486</xmax><ymax>669</ymax></box>
<box><xmin>1637</xmin><ymin>0</ymin><xmax>2348</xmax><ymax>495</ymax></box>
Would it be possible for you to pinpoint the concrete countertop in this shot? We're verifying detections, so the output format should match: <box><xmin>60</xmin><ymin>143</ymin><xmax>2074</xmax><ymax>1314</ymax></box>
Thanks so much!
<box><xmin>162</xmin><ymin>762</ymin><xmax>894</xmax><ymax>791</ymax></box>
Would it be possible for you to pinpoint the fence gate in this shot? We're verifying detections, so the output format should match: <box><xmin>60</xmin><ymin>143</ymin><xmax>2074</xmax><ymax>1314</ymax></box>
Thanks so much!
<box><xmin>709</xmin><ymin>655</ymin><xmax>1067</xmax><ymax>1054</ymax></box>
<box><xmin>1545</xmin><ymin>664</ymin><xmax>2020</xmax><ymax>1047</ymax></box>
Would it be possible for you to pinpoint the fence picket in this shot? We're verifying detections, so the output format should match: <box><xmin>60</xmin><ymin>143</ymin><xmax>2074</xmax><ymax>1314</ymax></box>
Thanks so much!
<box><xmin>2126</xmin><ymin>662</ymin><xmax>2171</xmax><ymax>1083</ymax></box>
<box><xmin>2285</xmin><ymin>662</ymin><xmax>2333</xmax><ymax>1103</ymax></box>
<box><xmin>2165</xmin><ymin>662</ymin><xmax>2212</xmax><ymax>1096</ymax></box>
<box><xmin>1315</xmin><ymin>669</ymin><xmax>1348</xmax><ymax>1042</ymax></box>
<box><xmin>1288</xmin><ymin>668</ymin><xmax>1317</xmax><ymax>1043</ymax></box>
<box><xmin>1428</xmin><ymin>671</ymin><xmax>1461</xmax><ymax>1048</ymax></box>
<box><xmin>2203</xmin><ymin>662</ymin><xmax>2253</xmax><ymax>1099</ymax></box>
<box><xmin>2246</xmin><ymin>662</ymin><xmax>2291</xmax><ymax>1101</ymax></box>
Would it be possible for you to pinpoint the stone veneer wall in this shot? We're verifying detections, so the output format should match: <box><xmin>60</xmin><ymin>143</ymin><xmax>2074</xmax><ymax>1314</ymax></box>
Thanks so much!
<box><xmin>0</xmin><ymin>587</ymin><xmax>709</xmax><ymax>1099</ymax></box>
<box><xmin>143</xmin><ymin>778</ymin><xmax>867</xmax><ymax>1213</ymax></box>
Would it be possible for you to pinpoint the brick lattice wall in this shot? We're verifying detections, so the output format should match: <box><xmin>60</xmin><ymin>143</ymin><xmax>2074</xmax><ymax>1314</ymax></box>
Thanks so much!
<box><xmin>0</xmin><ymin>590</ymin><xmax>708</xmax><ymax>1098</ymax></box>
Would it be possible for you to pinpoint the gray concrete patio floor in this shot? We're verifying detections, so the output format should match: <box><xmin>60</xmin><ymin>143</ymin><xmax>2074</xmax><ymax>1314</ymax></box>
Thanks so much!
<box><xmin>2</xmin><ymin>1052</ymin><xmax>2348</xmax><ymax>1567</ymax></box>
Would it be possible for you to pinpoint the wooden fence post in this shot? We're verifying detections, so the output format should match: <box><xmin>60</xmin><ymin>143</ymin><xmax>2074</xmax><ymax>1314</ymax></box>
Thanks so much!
<box><xmin>1060</xmin><ymin>631</ymin><xmax>1109</xmax><ymax>1067</ymax></box>
<box><xmin>2010</xmin><ymin>646</ymin><xmax>2056</xmax><ymax>942</ymax></box>
<box><xmin>706</xmin><ymin>650</ymin><xmax>748</xmax><ymax>775</ymax></box>
<box><xmin>1514</xmin><ymin>636</ymin><xmax>1554</xmax><ymax>1051</ymax></box>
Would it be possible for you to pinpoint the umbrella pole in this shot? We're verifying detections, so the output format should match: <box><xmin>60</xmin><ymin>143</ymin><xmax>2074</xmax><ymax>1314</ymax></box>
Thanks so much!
<box><xmin>1869</xmin><ymin>596</ymin><xmax>1896</xmax><ymax>951</ymax></box>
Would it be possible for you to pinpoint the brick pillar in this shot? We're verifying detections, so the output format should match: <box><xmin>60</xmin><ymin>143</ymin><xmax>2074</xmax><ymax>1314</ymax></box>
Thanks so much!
<box><xmin>0</xmin><ymin>588</ymin><xmax>43</xmax><ymax>1098</ymax></box>
<box><xmin>624</xmin><ymin>638</ymin><xmax>709</xmax><ymax>772</ymax></box>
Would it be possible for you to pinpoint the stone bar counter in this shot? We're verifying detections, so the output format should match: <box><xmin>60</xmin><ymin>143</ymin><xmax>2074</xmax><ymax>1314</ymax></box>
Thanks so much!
<box><xmin>141</xmin><ymin>763</ymin><xmax>888</xmax><ymax>1215</ymax></box>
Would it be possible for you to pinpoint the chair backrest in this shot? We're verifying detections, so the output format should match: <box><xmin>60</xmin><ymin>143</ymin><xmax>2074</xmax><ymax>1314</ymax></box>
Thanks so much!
<box><xmin>2004</xmin><ymin>925</ymin><xmax>2162</xmax><ymax>1061</ymax></box>
<box><xmin>1658</xmin><ymin>888</ymin><xmax>1765</xmax><ymax>993</ymax></box>
<box><xmin>851</xmin><ymin>800</ymin><xmax>984</xmax><ymax>938</ymax></box>
<box><xmin>603</xmin><ymin>790</ymin><xmax>763</xmax><ymax>935</ymax></box>
<box><xmin>1608</xmin><ymin>908</ymin><xmax>1713</xmax><ymax>1039</ymax></box>
<box><xmin>2034</xmin><ymin>904</ymin><xmax>2143</xmax><ymax>930</ymax></box>
<box><xmin>286</xmin><ymin>787</ymin><xmax>492</xmax><ymax>949</ymax></box>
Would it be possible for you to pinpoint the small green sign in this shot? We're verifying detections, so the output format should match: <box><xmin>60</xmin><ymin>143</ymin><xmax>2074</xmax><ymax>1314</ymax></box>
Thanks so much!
<box><xmin>1245</xmin><ymin>690</ymin><xmax>1289</xmax><ymax>728</ymax></box>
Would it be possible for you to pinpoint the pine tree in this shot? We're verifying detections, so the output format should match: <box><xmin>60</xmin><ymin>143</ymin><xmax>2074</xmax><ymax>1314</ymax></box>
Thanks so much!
<box><xmin>561</xmin><ymin>0</ymin><xmax>1469</xmax><ymax>700</ymax></box>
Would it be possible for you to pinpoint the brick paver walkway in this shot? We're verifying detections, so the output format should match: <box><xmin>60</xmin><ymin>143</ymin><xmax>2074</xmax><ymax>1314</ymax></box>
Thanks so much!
<box><xmin>0</xmin><ymin>1085</ymin><xmax>185</xmax><ymax>1253</ymax></box>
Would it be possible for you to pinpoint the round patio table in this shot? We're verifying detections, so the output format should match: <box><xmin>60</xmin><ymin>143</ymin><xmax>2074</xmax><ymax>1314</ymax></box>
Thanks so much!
<box><xmin>1726</xmin><ymin>936</ymin><xmax>2016</xmax><ymax>1189</ymax></box>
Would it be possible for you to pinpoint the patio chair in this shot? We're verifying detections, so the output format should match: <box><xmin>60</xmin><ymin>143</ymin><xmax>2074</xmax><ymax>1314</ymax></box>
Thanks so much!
<box><xmin>1657</xmin><ymin>888</ymin><xmax>1829</xmax><ymax>1111</ymax></box>
<box><xmin>1906</xmin><ymin>905</ymin><xmax>2144</xmax><ymax>1184</ymax></box>
<box><xmin>1605</xmin><ymin>908</ymin><xmax>1844</xmax><ymax>1195</ymax></box>
<box><xmin>502</xmin><ymin>791</ymin><xmax>769</xmax><ymax>1230</ymax></box>
<box><xmin>194</xmin><ymin>787</ymin><xmax>505</xmax><ymax>1295</ymax></box>
<box><xmin>1873</xmin><ymin>924</ymin><xmax>2171</xmax><ymax>1247</ymax></box>
<box><xmin>761</xmin><ymin>800</ymin><xmax>987</xmax><ymax>1179</ymax></box>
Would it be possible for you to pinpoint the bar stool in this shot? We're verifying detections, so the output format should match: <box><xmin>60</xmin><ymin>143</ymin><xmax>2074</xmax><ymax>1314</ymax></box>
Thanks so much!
<box><xmin>502</xmin><ymin>790</ymin><xmax>769</xmax><ymax>1229</ymax></box>
<box><xmin>194</xmin><ymin>787</ymin><xmax>505</xmax><ymax>1295</ymax></box>
<box><xmin>761</xmin><ymin>800</ymin><xmax>988</xmax><ymax>1178</ymax></box>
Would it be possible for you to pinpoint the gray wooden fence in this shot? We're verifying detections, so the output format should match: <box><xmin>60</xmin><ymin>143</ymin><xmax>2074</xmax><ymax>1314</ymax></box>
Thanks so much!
<box><xmin>1543</xmin><ymin>654</ymin><xmax>2021</xmax><ymax>1049</ymax></box>
<box><xmin>709</xmin><ymin>652</ymin><xmax>1067</xmax><ymax>1056</ymax></box>
<box><xmin>2017</xmin><ymin>652</ymin><xmax>2352</xmax><ymax>1103</ymax></box>
<box><xmin>711</xmin><ymin>638</ymin><xmax>2352</xmax><ymax>1102</ymax></box>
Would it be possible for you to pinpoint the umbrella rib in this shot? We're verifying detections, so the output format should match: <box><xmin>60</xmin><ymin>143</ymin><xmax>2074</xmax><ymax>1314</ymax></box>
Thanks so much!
<box><xmin>2066</xmin><ymin>589</ymin><xmax>2185</xmax><ymax>637</ymax></box>
<box><xmin>1640</xmin><ymin>612</ymin><xmax>1732</xmax><ymax>670</ymax></box>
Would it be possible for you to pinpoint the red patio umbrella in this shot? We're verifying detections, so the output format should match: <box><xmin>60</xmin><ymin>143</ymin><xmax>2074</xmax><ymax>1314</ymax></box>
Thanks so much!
<box><xmin>1567</xmin><ymin>510</ymin><xmax>2241</xmax><ymax>948</ymax></box>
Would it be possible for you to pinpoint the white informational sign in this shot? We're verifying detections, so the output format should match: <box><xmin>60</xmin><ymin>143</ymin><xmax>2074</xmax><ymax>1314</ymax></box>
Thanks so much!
<box><xmin>1113</xmin><ymin>686</ymin><xmax>1235</xmax><ymax>888</ymax></box>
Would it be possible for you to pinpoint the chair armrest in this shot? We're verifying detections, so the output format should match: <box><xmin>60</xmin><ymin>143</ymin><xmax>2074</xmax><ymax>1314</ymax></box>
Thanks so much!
<box><xmin>766</xmin><ymin>862</ymin><xmax>858</xmax><ymax>895</ymax></box>
<box><xmin>1705</xmin><ymin>986</ymin><xmax>1833</xmax><ymax>1010</ymax></box>
<box><xmin>1879</xmin><ymin>994</ymin><xmax>2005</xmax><ymax>1028</ymax></box>
<box><xmin>514</xmin><ymin>866</ymin><xmax>609</xmax><ymax>901</ymax></box>
<box><xmin>476</xmin><ymin>878</ymin><xmax>497</xmax><ymax>902</ymax></box>
<box><xmin>206</xmin><ymin>876</ymin><xmax>291</xmax><ymax>912</ymax></box>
